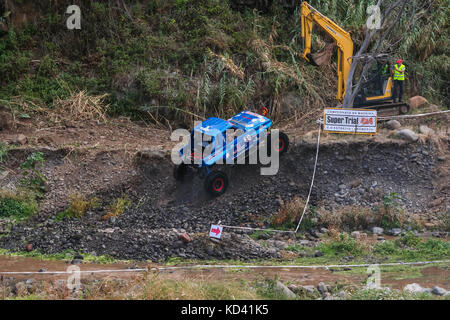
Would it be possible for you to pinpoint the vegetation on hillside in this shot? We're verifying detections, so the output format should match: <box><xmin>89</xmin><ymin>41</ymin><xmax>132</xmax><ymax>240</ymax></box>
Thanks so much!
<box><xmin>0</xmin><ymin>0</ymin><xmax>448</xmax><ymax>127</ymax></box>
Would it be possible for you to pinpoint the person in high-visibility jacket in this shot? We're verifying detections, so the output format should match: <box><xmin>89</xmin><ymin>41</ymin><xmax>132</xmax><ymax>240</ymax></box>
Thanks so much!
<box><xmin>392</xmin><ymin>59</ymin><xmax>406</xmax><ymax>102</ymax></box>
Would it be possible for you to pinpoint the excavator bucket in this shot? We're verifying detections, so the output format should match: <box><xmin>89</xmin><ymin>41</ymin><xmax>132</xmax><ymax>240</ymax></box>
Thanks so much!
<box><xmin>310</xmin><ymin>43</ymin><xmax>334</xmax><ymax>66</ymax></box>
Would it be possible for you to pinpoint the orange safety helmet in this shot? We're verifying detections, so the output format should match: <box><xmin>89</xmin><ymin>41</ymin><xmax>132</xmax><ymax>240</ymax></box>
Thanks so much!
<box><xmin>396</xmin><ymin>59</ymin><xmax>403</xmax><ymax>64</ymax></box>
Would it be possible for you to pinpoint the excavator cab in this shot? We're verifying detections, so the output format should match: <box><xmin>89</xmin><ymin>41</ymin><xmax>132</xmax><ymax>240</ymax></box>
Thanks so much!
<box><xmin>354</xmin><ymin>60</ymin><xmax>393</xmax><ymax>106</ymax></box>
<box><xmin>299</xmin><ymin>1</ymin><xmax>409</xmax><ymax>113</ymax></box>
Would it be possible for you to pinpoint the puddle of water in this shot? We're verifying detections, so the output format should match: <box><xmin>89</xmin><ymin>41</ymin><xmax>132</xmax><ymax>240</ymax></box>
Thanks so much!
<box><xmin>383</xmin><ymin>266</ymin><xmax>450</xmax><ymax>290</ymax></box>
<box><xmin>1</xmin><ymin>255</ymin><xmax>448</xmax><ymax>291</ymax></box>
<box><xmin>158</xmin><ymin>265</ymin><xmax>450</xmax><ymax>290</ymax></box>
<box><xmin>0</xmin><ymin>255</ymin><xmax>137</xmax><ymax>281</ymax></box>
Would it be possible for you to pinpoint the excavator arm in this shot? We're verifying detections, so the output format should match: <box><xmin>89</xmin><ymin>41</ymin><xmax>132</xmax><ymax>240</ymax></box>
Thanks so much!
<box><xmin>300</xmin><ymin>1</ymin><xmax>353</xmax><ymax>101</ymax></box>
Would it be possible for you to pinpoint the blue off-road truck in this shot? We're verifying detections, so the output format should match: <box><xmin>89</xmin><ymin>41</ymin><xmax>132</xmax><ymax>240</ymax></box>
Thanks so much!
<box><xmin>173</xmin><ymin>111</ymin><xmax>289</xmax><ymax>196</ymax></box>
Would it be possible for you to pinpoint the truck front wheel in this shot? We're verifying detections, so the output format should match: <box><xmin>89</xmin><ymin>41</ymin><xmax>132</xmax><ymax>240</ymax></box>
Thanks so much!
<box><xmin>204</xmin><ymin>171</ymin><xmax>229</xmax><ymax>197</ymax></box>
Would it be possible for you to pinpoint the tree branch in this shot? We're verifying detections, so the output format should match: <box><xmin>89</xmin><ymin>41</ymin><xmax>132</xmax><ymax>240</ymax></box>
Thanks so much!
<box><xmin>341</xmin><ymin>0</ymin><xmax>431</xmax><ymax>108</ymax></box>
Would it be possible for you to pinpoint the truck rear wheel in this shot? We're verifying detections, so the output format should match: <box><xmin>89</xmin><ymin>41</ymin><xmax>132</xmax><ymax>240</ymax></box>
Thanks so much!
<box><xmin>204</xmin><ymin>171</ymin><xmax>228</xmax><ymax>197</ymax></box>
<box><xmin>173</xmin><ymin>164</ymin><xmax>187</xmax><ymax>181</ymax></box>
<box><xmin>268</xmin><ymin>131</ymin><xmax>289</xmax><ymax>156</ymax></box>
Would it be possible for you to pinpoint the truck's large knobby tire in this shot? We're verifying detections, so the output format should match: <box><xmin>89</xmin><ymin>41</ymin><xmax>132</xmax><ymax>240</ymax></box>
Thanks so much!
<box><xmin>204</xmin><ymin>170</ymin><xmax>229</xmax><ymax>197</ymax></box>
<box><xmin>267</xmin><ymin>131</ymin><xmax>289</xmax><ymax>156</ymax></box>
<box><xmin>173</xmin><ymin>163</ymin><xmax>187</xmax><ymax>181</ymax></box>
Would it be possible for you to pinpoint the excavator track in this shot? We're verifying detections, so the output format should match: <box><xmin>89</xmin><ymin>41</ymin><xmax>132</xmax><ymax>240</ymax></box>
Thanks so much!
<box><xmin>354</xmin><ymin>102</ymin><xmax>410</xmax><ymax>116</ymax></box>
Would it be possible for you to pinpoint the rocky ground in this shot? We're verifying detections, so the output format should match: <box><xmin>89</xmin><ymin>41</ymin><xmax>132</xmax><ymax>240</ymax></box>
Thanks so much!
<box><xmin>0</xmin><ymin>114</ymin><xmax>448</xmax><ymax>262</ymax></box>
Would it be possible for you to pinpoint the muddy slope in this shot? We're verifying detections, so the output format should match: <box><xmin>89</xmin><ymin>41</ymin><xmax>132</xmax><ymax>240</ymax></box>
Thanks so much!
<box><xmin>0</xmin><ymin>139</ymin><xmax>446</xmax><ymax>261</ymax></box>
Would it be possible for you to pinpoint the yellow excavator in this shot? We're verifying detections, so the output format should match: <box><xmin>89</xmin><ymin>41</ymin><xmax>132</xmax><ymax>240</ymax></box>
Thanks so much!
<box><xmin>300</xmin><ymin>1</ymin><xmax>409</xmax><ymax>113</ymax></box>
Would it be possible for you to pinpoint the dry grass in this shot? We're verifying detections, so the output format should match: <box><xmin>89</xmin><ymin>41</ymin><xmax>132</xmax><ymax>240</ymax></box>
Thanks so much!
<box><xmin>316</xmin><ymin>204</ymin><xmax>415</xmax><ymax>232</ymax></box>
<box><xmin>247</xmin><ymin>17</ymin><xmax>332</xmax><ymax>129</ymax></box>
<box><xmin>0</xmin><ymin>96</ymin><xmax>47</xmax><ymax>114</ymax></box>
<box><xmin>249</xmin><ymin>18</ymin><xmax>326</xmax><ymax>112</ymax></box>
<box><xmin>134</xmin><ymin>273</ymin><xmax>258</xmax><ymax>300</ymax></box>
<box><xmin>101</xmin><ymin>196</ymin><xmax>131</xmax><ymax>221</ymax></box>
<box><xmin>0</xmin><ymin>189</ymin><xmax>21</xmax><ymax>200</ymax></box>
<box><xmin>60</xmin><ymin>193</ymin><xmax>100</xmax><ymax>219</ymax></box>
<box><xmin>1</xmin><ymin>91</ymin><xmax>110</xmax><ymax>126</ymax></box>
<box><xmin>208</xmin><ymin>49</ymin><xmax>245</xmax><ymax>80</ymax></box>
<box><xmin>3</xmin><ymin>273</ymin><xmax>260</xmax><ymax>300</ymax></box>
<box><xmin>316</xmin><ymin>206</ymin><xmax>371</xmax><ymax>231</ymax></box>
<box><xmin>53</xmin><ymin>91</ymin><xmax>110</xmax><ymax>123</ymax></box>
<box><xmin>271</xmin><ymin>196</ymin><xmax>304</xmax><ymax>228</ymax></box>
<box><xmin>418</xmin><ymin>131</ymin><xmax>448</xmax><ymax>156</ymax></box>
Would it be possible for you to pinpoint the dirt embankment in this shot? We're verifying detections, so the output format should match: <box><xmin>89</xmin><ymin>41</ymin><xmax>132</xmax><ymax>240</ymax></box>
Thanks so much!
<box><xmin>0</xmin><ymin>118</ymin><xmax>448</xmax><ymax>261</ymax></box>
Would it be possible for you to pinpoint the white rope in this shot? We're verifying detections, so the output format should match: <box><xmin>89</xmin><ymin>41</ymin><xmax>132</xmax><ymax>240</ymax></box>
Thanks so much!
<box><xmin>218</xmin><ymin>121</ymin><xmax>322</xmax><ymax>235</ymax></box>
<box><xmin>217</xmin><ymin>225</ymin><xmax>294</xmax><ymax>234</ymax></box>
<box><xmin>1</xmin><ymin>260</ymin><xmax>448</xmax><ymax>275</ymax></box>
<box><xmin>219</xmin><ymin>110</ymin><xmax>447</xmax><ymax>236</ymax></box>
<box><xmin>378</xmin><ymin>110</ymin><xmax>449</xmax><ymax>120</ymax></box>
<box><xmin>0</xmin><ymin>269</ymin><xmax>148</xmax><ymax>275</ymax></box>
<box><xmin>160</xmin><ymin>260</ymin><xmax>450</xmax><ymax>270</ymax></box>
<box><xmin>294</xmin><ymin>121</ymin><xmax>321</xmax><ymax>233</ymax></box>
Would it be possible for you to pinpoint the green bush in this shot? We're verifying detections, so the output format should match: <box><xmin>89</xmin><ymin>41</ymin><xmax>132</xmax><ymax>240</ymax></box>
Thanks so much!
<box><xmin>20</xmin><ymin>152</ymin><xmax>47</xmax><ymax>197</ymax></box>
<box><xmin>350</xmin><ymin>288</ymin><xmax>435</xmax><ymax>300</ymax></box>
<box><xmin>380</xmin><ymin>192</ymin><xmax>405</xmax><ymax>229</ymax></box>
<box><xmin>0</xmin><ymin>28</ymin><xmax>32</xmax><ymax>85</ymax></box>
<box><xmin>0</xmin><ymin>143</ymin><xmax>9</xmax><ymax>163</ymax></box>
<box><xmin>373</xmin><ymin>240</ymin><xmax>399</xmax><ymax>255</ymax></box>
<box><xmin>395</xmin><ymin>231</ymin><xmax>422</xmax><ymax>248</ymax></box>
<box><xmin>0</xmin><ymin>194</ymin><xmax>38</xmax><ymax>219</ymax></box>
<box><xmin>136</xmin><ymin>69</ymin><xmax>165</xmax><ymax>98</ymax></box>
<box><xmin>373</xmin><ymin>236</ymin><xmax>450</xmax><ymax>260</ymax></box>
<box><xmin>256</xmin><ymin>279</ymin><xmax>295</xmax><ymax>300</ymax></box>
<box><xmin>417</xmin><ymin>238</ymin><xmax>450</xmax><ymax>256</ymax></box>
<box><xmin>318</xmin><ymin>233</ymin><xmax>365</xmax><ymax>256</ymax></box>
<box><xmin>36</xmin><ymin>55</ymin><xmax>58</xmax><ymax>78</ymax></box>
<box><xmin>295</xmin><ymin>217</ymin><xmax>315</xmax><ymax>233</ymax></box>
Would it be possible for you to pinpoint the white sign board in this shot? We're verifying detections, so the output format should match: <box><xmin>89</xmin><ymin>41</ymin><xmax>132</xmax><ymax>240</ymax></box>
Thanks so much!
<box><xmin>209</xmin><ymin>225</ymin><xmax>223</xmax><ymax>239</ymax></box>
<box><xmin>323</xmin><ymin>109</ymin><xmax>377</xmax><ymax>134</ymax></box>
